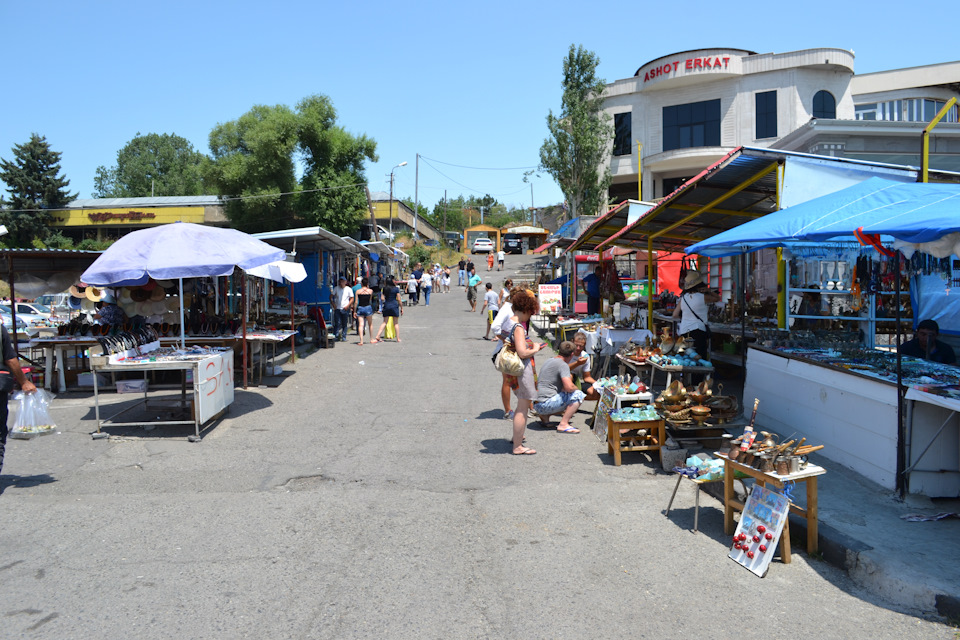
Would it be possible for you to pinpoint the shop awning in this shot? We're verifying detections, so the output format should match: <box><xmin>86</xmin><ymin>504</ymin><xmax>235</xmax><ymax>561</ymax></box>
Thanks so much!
<box><xmin>533</xmin><ymin>240</ymin><xmax>558</xmax><ymax>254</ymax></box>
<box><xmin>340</xmin><ymin>236</ymin><xmax>369</xmax><ymax>255</ymax></box>
<box><xmin>686</xmin><ymin>177</ymin><xmax>960</xmax><ymax>256</ymax></box>
<box><xmin>253</xmin><ymin>226</ymin><xmax>356</xmax><ymax>253</ymax></box>
<box><xmin>594</xmin><ymin>146</ymin><xmax>960</xmax><ymax>254</ymax></box>
<box><xmin>564</xmin><ymin>200</ymin><xmax>655</xmax><ymax>253</ymax></box>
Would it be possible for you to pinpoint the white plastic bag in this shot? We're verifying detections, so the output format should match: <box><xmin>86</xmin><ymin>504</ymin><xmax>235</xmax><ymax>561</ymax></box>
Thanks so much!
<box><xmin>8</xmin><ymin>389</ymin><xmax>57</xmax><ymax>438</ymax></box>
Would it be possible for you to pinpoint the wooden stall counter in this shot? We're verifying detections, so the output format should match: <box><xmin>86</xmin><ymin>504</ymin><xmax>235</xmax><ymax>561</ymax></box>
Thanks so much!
<box><xmin>607</xmin><ymin>417</ymin><xmax>665</xmax><ymax>466</ymax></box>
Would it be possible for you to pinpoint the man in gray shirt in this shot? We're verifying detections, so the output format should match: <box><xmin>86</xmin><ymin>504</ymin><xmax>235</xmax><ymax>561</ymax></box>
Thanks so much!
<box><xmin>534</xmin><ymin>340</ymin><xmax>586</xmax><ymax>433</ymax></box>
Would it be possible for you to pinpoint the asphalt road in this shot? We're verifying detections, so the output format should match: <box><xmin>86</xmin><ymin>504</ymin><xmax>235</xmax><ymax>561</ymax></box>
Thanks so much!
<box><xmin>0</xmin><ymin>253</ymin><xmax>953</xmax><ymax>639</ymax></box>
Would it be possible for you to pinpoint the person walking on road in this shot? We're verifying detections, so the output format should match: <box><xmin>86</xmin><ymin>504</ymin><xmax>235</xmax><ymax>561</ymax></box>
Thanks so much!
<box><xmin>481</xmin><ymin>282</ymin><xmax>499</xmax><ymax>340</ymax></box>
<box><xmin>352</xmin><ymin>277</ymin><xmax>375</xmax><ymax>346</ymax></box>
<box><xmin>497</xmin><ymin>249</ymin><xmax>505</xmax><ymax>271</ymax></box>
<box><xmin>421</xmin><ymin>269</ymin><xmax>433</xmax><ymax>306</ymax></box>
<box><xmin>500</xmin><ymin>288</ymin><xmax>547</xmax><ymax>455</ymax></box>
<box><xmin>412</xmin><ymin>262</ymin><xmax>424</xmax><ymax>304</ymax></box>
<box><xmin>457</xmin><ymin>257</ymin><xmax>466</xmax><ymax>286</ymax></box>
<box><xmin>442</xmin><ymin>267</ymin><xmax>451</xmax><ymax>293</ymax></box>
<box><xmin>499</xmin><ymin>279</ymin><xmax>513</xmax><ymax>307</ymax></box>
<box><xmin>466</xmin><ymin>268</ymin><xmax>481</xmax><ymax>312</ymax></box>
<box><xmin>372</xmin><ymin>276</ymin><xmax>403</xmax><ymax>343</ymax></box>
<box><xmin>0</xmin><ymin>323</ymin><xmax>38</xmax><ymax>475</ymax></box>
<box><xmin>331</xmin><ymin>276</ymin><xmax>354</xmax><ymax>342</ymax></box>
<box><xmin>486</xmin><ymin>252</ymin><xmax>495</xmax><ymax>271</ymax></box>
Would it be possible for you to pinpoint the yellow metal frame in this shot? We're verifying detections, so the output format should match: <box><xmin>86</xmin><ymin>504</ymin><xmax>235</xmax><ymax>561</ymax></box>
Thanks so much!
<box><xmin>921</xmin><ymin>97</ymin><xmax>957</xmax><ymax>183</ymax></box>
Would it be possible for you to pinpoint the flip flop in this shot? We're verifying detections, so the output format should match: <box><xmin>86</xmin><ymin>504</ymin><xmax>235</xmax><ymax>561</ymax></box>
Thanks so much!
<box><xmin>370</xmin><ymin>339</ymin><xmax>379</xmax><ymax>344</ymax></box>
<box><xmin>557</xmin><ymin>426</ymin><xmax>580</xmax><ymax>434</ymax></box>
<box><xmin>512</xmin><ymin>447</ymin><xmax>536</xmax><ymax>455</ymax></box>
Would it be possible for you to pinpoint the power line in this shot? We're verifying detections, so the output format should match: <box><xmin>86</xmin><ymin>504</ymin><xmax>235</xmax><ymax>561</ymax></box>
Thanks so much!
<box><xmin>418</xmin><ymin>155</ymin><xmax>538</xmax><ymax>171</ymax></box>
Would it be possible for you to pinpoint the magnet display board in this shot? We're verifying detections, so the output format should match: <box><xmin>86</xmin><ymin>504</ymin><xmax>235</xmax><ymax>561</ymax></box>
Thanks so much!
<box><xmin>594</xmin><ymin>387</ymin><xmax>617</xmax><ymax>441</ymax></box>
<box><xmin>728</xmin><ymin>484</ymin><xmax>789</xmax><ymax>577</ymax></box>
<box><xmin>538</xmin><ymin>284</ymin><xmax>562</xmax><ymax>315</ymax></box>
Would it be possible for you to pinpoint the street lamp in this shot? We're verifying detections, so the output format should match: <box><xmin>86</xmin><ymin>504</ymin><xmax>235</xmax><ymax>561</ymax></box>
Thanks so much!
<box><xmin>389</xmin><ymin>161</ymin><xmax>407</xmax><ymax>239</ymax></box>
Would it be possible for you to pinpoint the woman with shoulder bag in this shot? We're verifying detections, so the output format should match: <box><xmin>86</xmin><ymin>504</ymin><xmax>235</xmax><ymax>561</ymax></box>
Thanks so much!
<box><xmin>500</xmin><ymin>288</ymin><xmax>547</xmax><ymax>455</ymax></box>
<box><xmin>672</xmin><ymin>270</ymin><xmax>721</xmax><ymax>358</ymax></box>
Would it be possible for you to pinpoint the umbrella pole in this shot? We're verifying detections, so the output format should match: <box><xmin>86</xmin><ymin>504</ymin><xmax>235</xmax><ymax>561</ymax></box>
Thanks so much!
<box><xmin>178</xmin><ymin>278</ymin><xmax>186</xmax><ymax>349</ymax></box>
<box><xmin>242</xmin><ymin>273</ymin><xmax>248</xmax><ymax>390</ymax></box>
<box><xmin>894</xmin><ymin>251</ymin><xmax>906</xmax><ymax>499</ymax></box>
<box><xmin>290</xmin><ymin>280</ymin><xmax>296</xmax><ymax>363</ymax></box>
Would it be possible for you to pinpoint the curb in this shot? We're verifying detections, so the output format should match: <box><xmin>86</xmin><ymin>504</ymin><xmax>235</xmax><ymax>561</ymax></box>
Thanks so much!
<box><xmin>698</xmin><ymin>480</ymin><xmax>957</xmax><ymax>617</ymax></box>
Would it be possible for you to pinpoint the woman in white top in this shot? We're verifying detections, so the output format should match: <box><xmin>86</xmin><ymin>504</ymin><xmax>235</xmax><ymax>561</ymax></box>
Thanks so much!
<box><xmin>499</xmin><ymin>279</ymin><xmax>513</xmax><ymax>307</ymax></box>
<box><xmin>421</xmin><ymin>270</ymin><xmax>434</xmax><ymax>306</ymax></box>
<box><xmin>672</xmin><ymin>270</ymin><xmax>721</xmax><ymax>357</ymax></box>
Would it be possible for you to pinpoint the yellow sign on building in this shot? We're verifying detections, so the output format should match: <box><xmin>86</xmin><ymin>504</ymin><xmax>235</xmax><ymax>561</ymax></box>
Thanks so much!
<box><xmin>49</xmin><ymin>206</ymin><xmax>207</xmax><ymax>227</ymax></box>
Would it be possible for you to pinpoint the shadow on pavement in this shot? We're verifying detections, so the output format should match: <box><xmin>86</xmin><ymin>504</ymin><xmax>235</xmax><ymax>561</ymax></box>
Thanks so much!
<box><xmin>475</xmin><ymin>409</ymin><xmax>505</xmax><ymax>420</ymax></box>
<box><xmin>0</xmin><ymin>473</ymin><xmax>57</xmax><ymax>493</ymax></box>
<box><xmin>479</xmin><ymin>438</ymin><xmax>513</xmax><ymax>454</ymax></box>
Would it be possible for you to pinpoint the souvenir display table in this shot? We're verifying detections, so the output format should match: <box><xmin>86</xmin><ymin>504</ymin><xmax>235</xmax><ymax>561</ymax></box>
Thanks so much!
<box><xmin>649</xmin><ymin>359</ymin><xmax>715</xmax><ymax>388</ymax></box>
<box><xmin>744</xmin><ymin>345</ymin><xmax>960</xmax><ymax>496</ymax></box>
<box><xmin>715</xmin><ymin>451</ymin><xmax>826</xmax><ymax>563</ymax></box>
<box><xmin>607</xmin><ymin>416</ymin><xmax>665</xmax><ymax>466</ymax></box>
<box><xmin>235</xmin><ymin>329</ymin><xmax>298</xmax><ymax>383</ymax></box>
<box><xmin>32</xmin><ymin>336</ymin><xmax>238</xmax><ymax>392</ymax></box>
<box><xmin>91</xmin><ymin>347</ymin><xmax>235</xmax><ymax>439</ymax></box>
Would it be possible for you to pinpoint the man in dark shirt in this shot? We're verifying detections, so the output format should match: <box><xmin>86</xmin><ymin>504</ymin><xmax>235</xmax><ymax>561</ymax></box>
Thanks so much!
<box><xmin>1</xmin><ymin>324</ymin><xmax>38</xmax><ymax>475</ymax></box>
<box><xmin>458</xmin><ymin>258</ymin><xmax>467</xmax><ymax>286</ymax></box>
<box><xmin>899</xmin><ymin>319</ymin><xmax>956</xmax><ymax>365</ymax></box>
<box><xmin>581</xmin><ymin>266</ymin><xmax>602</xmax><ymax>315</ymax></box>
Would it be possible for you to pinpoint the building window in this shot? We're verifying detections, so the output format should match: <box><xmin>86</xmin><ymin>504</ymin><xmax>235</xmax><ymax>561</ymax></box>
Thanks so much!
<box><xmin>662</xmin><ymin>99</ymin><xmax>721</xmax><ymax>151</ymax></box>
<box><xmin>613</xmin><ymin>113</ymin><xmax>632</xmax><ymax>156</ymax></box>
<box><xmin>755</xmin><ymin>91</ymin><xmax>777</xmax><ymax>139</ymax></box>
<box><xmin>661</xmin><ymin>176</ymin><xmax>694</xmax><ymax>198</ymax></box>
<box><xmin>856</xmin><ymin>99</ymin><xmax>959</xmax><ymax>123</ymax></box>
<box><xmin>813</xmin><ymin>90</ymin><xmax>836</xmax><ymax>119</ymax></box>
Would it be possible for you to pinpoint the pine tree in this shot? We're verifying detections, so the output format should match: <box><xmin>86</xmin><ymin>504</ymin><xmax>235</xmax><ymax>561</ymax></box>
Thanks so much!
<box><xmin>0</xmin><ymin>133</ymin><xmax>77</xmax><ymax>246</ymax></box>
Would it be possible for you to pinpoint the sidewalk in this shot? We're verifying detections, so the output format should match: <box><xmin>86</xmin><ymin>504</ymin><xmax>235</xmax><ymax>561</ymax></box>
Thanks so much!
<box><xmin>532</xmin><ymin>314</ymin><xmax>960</xmax><ymax>618</ymax></box>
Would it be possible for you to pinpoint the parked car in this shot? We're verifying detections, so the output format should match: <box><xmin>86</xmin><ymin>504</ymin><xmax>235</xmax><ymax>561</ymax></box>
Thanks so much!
<box><xmin>34</xmin><ymin>293</ymin><xmax>75</xmax><ymax>318</ymax></box>
<box><xmin>14</xmin><ymin>302</ymin><xmax>53</xmax><ymax>319</ymax></box>
<box><xmin>0</xmin><ymin>304</ymin><xmax>45</xmax><ymax>326</ymax></box>
<box><xmin>0</xmin><ymin>310</ymin><xmax>28</xmax><ymax>332</ymax></box>
<box><xmin>472</xmin><ymin>237</ymin><xmax>494</xmax><ymax>254</ymax></box>
<box><xmin>502</xmin><ymin>234</ymin><xmax>524</xmax><ymax>254</ymax></box>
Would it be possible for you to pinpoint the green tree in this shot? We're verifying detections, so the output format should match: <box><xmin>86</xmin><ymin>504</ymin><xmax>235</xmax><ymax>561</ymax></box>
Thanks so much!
<box><xmin>538</xmin><ymin>44</ymin><xmax>613</xmax><ymax>220</ymax></box>
<box><xmin>93</xmin><ymin>132</ymin><xmax>206</xmax><ymax>198</ymax></box>
<box><xmin>297</xmin><ymin>95</ymin><xmax>377</xmax><ymax>234</ymax></box>
<box><xmin>205</xmin><ymin>95</ymin><xmax>377</xmax><ymax>235</ymax></box>
<box><xmin>0</xmin><ymin>133</ymin><xmax>76</xmax><ymax>246</ymax></box>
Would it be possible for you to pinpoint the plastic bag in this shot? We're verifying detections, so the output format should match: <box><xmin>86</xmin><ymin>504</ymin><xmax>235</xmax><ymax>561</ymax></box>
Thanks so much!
<box><xmin>8</xmin><ymin>389</ymin><xmax>57</xmax><ymax>438</ymax></box>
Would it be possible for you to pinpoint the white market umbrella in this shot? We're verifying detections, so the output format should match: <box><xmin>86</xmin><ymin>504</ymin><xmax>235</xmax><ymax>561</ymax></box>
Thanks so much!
<box><xmin>81</xmin><ymin>222</ymin><xmax>286</xmax><ymax>347</ymax></box>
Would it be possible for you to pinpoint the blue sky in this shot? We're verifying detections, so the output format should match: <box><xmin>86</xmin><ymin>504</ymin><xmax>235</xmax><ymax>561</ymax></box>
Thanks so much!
<box><xmin>1</xmin><ymin>1</ymin><xmax>955</xmax><ymax>214</ymax></box>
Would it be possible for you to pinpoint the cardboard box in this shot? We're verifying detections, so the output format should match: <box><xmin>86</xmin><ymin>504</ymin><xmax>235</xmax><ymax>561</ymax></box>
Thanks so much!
<box><xmin>116</xmin><ymin>379</ymin><xmax>148</xmax><ymax>394</ymax></box>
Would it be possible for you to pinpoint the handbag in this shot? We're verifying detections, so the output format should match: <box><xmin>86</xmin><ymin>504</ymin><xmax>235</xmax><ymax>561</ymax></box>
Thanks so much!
<box><xmin>495</xmin><ymin>344</ymin><xmax>524</xmax><ymax>376</ymax></box>
<box><xmin>681</xmin><ymin>294</ymin><xmax>712</xmax><ymax>349</ymax></box>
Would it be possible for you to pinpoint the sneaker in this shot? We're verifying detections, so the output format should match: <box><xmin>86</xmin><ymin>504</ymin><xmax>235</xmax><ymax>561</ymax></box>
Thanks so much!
<box><xmin>503</xmin><ymin>410</ymin><xmax>515</xmax><ymax>420</ymax></box>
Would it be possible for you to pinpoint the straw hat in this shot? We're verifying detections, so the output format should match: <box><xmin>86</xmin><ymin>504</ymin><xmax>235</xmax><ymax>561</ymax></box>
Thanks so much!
<box><xmin>69</xmin><ymin>284</ymin><xmax>87</xmax><ymax>298</ymax></box>
<box><xmin>150</xmin><ymin>287</ymin><xmax>166</xmax><ymax>301</ymax></box>
<box><xmin>80</xmin><ymin>298</ymin><xmax>96</xmax><ymax>312</ymax></box>
<box><xmin>164</xmin><ymin>296</ymin><xmax>181</xmax><ymax>312</ymax></box>
<box><xmin>683</xmin><ymin>271</ymin><xmax>705</xmax><ymax>290</ymax></box>
<box><xmin>85</xmin><ymin>286</ymin><xmax>104</xmax><ymax>302</ymax></box>
<box><xmin>130</xmin><ymin>288</ymin><xmax>151</xmax><ymax>302</ymax></box>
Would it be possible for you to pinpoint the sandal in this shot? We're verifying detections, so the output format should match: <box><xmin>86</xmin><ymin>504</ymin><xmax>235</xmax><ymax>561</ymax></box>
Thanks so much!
<box><xmin>557</xmin><ymin>426</ymin><xmax>580</xmax><ymax>434</ymax></box>
<box><xmin>512</xmin><ymin>446</ymin><xmax>536</xmax><ymax>455</ymax></box>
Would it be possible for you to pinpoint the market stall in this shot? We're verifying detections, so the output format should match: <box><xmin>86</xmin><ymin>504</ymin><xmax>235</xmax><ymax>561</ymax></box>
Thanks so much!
<box><xmin>686</xmin><ymin>176</ymin><xmax>960</xmax><ymax>497</ymax></box>
<box><xmin>79</xmin><ymin>222</ymin><xmax>285</xmax><ymax>438</ymax></box>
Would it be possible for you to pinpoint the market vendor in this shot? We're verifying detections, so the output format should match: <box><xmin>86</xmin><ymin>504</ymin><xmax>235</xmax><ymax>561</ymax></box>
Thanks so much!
<box><xmin>94</xmin><ymin>292</ymin><xmax>127</xmax><ymax>326</ymax></box>
<box><xmin>899</xmin><ymin>319</ymin><xmax>956</xmax><ymax>364</ymax></box>
<box><xmin>581</xmin><ymin>265</ymin><xmax>601</xmax><ymax>315</ymax></box>
<box><xmin>672</xmin><ymin>270</ymin><xmax>721</xmax><ymax>357</ymax></box>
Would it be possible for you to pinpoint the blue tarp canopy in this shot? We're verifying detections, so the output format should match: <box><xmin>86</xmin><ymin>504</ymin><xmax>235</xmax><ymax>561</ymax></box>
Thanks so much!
<box><xmin>687</xmin><ymin>178</ymin><xmax>960</xmax><ymax>256</ymax></box>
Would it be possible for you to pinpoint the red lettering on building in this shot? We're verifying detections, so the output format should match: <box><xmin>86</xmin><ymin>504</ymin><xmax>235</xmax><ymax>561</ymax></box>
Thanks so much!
<box><xmin>643</xmin><ymin>55</ymin><xmax>736</xmax><ymax>83</ymax></box>
<box><xmin>87</xmin><ymin>211</ymin><xmax>158</xmax><ymax>223</ymax></box>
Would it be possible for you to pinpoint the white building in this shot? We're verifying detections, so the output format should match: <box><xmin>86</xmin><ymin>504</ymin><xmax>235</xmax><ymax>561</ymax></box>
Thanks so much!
<box><xmin>603</xmin><ymin>48</ymin><xmax>960</xmax><ymax>204</ymax></box>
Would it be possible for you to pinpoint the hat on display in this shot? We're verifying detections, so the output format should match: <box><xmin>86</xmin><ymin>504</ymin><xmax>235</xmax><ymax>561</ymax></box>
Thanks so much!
<box><xmin>69</xmin><ymin>284</ymin><xmax>87</xmax><ymax>298</ymax></box>
<box><xmin>141</xmin><ymin>280</ymin><xmax>157</xmax><ymax>291</ymax></box>
<box><xmin>68</xmin><ymin>295</ymin><xmax>83</xmax><ymax>310</ymax></box>
<box><xmin>85</xmin><ymin>286</ymin><xmax>104</xmax><ymax>302</ymax></box>
<box><xmin>80</xmin><ymin>298</ymin><xmax>96</xmax><ymax>312</ymax></box>
<box><xmin>164</xmin><ymin>296</ymin><xmax>181</xmax><ymax>312</ymax></box>
<box><xmin>130</xmin><ymin>288</ymin><xmax>151</xmax><ymax>302</ymax></box>
<box><xmin>101</xmin><ymin>292</ymin><xmax>117</xmax><ymax>304</ymax></box>
<box><xmin>150</xmin><ymin>287</ymin><xmax>166</xmax><ymax>302</ymax></box>
<box><xmin>683</xmin><ymin>271</ymin><xmax>705</xmax><ymax>290</ymax></box>
<box><xmin>155</xmin><ymin>279</ymin><xmax>174</xmax><ymax>288</ymax></box>
<box><xmin>118</xmin><ymin>289</ymin><xmax>134</xmax><ymax>304</ymax></box>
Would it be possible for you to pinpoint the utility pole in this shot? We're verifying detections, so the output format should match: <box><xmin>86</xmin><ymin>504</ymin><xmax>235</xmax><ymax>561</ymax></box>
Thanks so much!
<box><xmin>413</xmin><ymin>153</ymin><xmax>420</xmax><ymax>240</ymax></box>
<box><xmin>442</xmin><ymin>189</ymin><xmax>448</xmax><ymax>243</ymax></box>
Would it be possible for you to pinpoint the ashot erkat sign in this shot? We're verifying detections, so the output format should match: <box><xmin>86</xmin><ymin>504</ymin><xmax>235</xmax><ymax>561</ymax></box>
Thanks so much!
<box><xmin>638</xmin><ymin>51</ymin><xmax>744</xmax><ymax>84</ymax></box>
